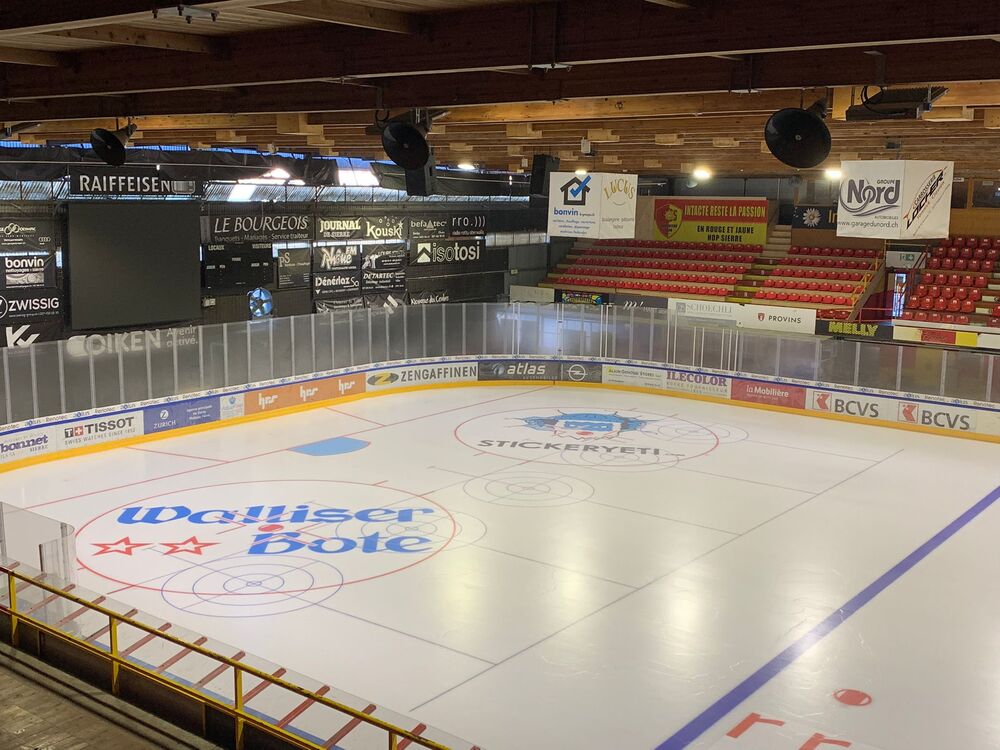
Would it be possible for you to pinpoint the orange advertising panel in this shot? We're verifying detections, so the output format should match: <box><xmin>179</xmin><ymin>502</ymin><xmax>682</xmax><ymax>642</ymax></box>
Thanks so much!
<box><xmin>243</xmin><ymin>373</ymin><xmax>367</xmax><ymax>414</ymax></box>
<box><xmin>652</xmin><ymin>197</ymin><xmax>769</xmax><ymax>244</ymax></box>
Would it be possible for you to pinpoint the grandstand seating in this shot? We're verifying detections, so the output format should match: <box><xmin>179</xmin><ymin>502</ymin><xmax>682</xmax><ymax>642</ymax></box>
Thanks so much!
<box><xmin>541</xmin><ymin>234</ymin><xmax>883</xmax><ymax>319</ymax></box>
<box><xmin>895</xmin><ymin>236</ymin><xmax>1000</xmax><ymax>327</ymax></box>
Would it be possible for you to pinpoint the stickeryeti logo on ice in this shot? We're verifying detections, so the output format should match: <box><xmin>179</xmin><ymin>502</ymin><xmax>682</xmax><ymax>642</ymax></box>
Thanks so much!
<box><xmin>519</xmin><ymin>411</ymin><xmax>650</xmax><ymax>441</ymax></box>
<box><xmin>456</xmin><ymin>407</ymin><xmax>729</xmax><ymax>472</ymax></box>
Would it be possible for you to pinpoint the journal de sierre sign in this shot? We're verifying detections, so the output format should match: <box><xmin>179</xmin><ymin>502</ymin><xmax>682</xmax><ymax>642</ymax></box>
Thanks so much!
<box><xmin>316</xmin><ymin>216</ymin><xmax>364</xmax><ymax>241</ymax></box>
<box><xmin>209</xmin><ymin>214</ymin><xmax>312</xmax><ymax>243</ymax></box>
<box><xmin>69</xmin><ymin>167</ymin><xmax>203</xmax><ymax>197</ymax></box>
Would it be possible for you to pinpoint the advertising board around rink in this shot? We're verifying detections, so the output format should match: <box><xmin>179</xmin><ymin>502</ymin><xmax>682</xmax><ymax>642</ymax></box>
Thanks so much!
<box><xmin>366</xmin><ymin>362</ymin><xmax>479</xmax><ymax>391</ymax></box>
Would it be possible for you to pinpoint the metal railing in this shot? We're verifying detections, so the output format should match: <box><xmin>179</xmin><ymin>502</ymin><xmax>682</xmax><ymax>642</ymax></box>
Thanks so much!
<box><xmin>1</xmin><ymin>560</ymin><xmax>467</xmax><ymax>750</ymax></box>
<box><xmin>2</xmin><ymin>302</ymin><xmax>999</xmax><ymax>428</ymax></box>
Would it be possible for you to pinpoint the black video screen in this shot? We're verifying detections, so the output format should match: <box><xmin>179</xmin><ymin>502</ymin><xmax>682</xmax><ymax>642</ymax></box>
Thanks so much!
<box><xmin>68</xmin><ymin>202</ymin><xmax>201</xmax><ymax>330</ymax></box>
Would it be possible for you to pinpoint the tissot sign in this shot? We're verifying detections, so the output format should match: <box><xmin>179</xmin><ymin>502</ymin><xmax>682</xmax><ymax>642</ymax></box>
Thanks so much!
<box><xmin>837</xmin><ymin>160</ymin><xmax>953</xmax><ymax>239</ymax></box>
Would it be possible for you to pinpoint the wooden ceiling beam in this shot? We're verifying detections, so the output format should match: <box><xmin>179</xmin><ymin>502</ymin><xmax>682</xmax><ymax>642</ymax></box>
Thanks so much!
<box><xmin>45</xmin><ymin>24</ymin><xmax>227</xmax><ymax>54</ymax></box>
<box><xmin>0</xmin><ymin>45</ymin><xmax>66</xmax><ymax>67</ymax></box>
<box><xmin>259</xmin><ymin>1</ymin><xmax>420</xmax><ymax>34</ymax></box>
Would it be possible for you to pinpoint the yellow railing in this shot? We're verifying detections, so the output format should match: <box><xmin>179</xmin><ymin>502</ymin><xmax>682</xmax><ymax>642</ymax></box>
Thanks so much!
<box><xmin>1</xmin><ymin>563</ymin><xmax>457</xmax><ymax>750</ymax></box>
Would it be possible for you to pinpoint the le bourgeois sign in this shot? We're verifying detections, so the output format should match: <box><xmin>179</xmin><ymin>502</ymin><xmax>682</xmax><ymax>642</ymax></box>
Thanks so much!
<box><xmin>208</xmin><ymin>214</ymin><xmax>313</xmax><ymax>243</ymax></box>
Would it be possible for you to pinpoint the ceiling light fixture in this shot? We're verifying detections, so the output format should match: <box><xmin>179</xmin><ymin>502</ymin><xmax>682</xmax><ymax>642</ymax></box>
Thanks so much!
<box><xmin>824</xmin><ymin>167</ymin><xmax>843</xmax><ymax>180</ymax></box>
<box><xmin>457</xmin><ymin>161</ymin><xmax>476</xmax><ymax>171</ymax></box>
<box><xmin>692</xmin><ymin>167</ymin><xmax>713</xmax><ymax>181</ymax></box>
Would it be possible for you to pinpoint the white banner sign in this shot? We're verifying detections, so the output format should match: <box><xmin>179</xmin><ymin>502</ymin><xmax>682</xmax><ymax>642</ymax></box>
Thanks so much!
<box><xmin>837</xmin><ymin>160</ymin><xmax>953</xmax><ymax>240</ymax></box>
<box><xmin>547</xmin><ymin>172</ymin><xmax>637</xmax><ymax>239</ymax></box>
<box><xmin>667</xmin><ymin>299</ymin><xmax>816</xmax><ymax>334</ymax></box>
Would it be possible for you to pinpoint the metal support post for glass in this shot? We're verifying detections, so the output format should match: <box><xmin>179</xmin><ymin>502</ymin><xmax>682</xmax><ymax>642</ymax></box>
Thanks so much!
<box><xmin>348</xmin><ymin>310</ymin><xmax>356</xmax><ymax>365</ymax></box>
<box><xmin>441</xmin><ymin>304</ymin><xmax>446</xmax><ymax>357</ymax></box>
<box><xmin>648</xmin><ymin>308</ymin><xmax>655</xmax><ymax>361</ymax></box>
<box><xmin>198</xmin><ymin>327</ymin><xmax>205</xmax><ymax>390</ymax></box>
<box><xmin>813</xmin><ymin>339</ymin><xmax>821</xmax><ymax>381</ymax></box>
<box><xmin>173</xmin><ymin>332</ymin><xmax>180</xmax><ymax>395</ymax></box>
<box><xmin>310</xmin><ymin>315</ymin><xmax>317</xmax><ymax>374</ymax></box>
<box><xmin>109</xmin><ymin>616</ymin><xmax>120</xmax><ymax>695</ymax></box>
<box><xmin>91</xmin><ymin>349</ymin><xmax>100</xmax><ymax>406</ymax></box>
<box><xmin>628</xmin><ymin>308</ymin><xmax>635</xmax><ymax>359</ymax></box>
<box><xmin>481</xmin><ymin>303</ymin><xmax>487</xmax><ymax>356</ymax></box>
<box><xmin>29</xmin><ymin>345</ymin><xmax>38</xmax><ymax>418</ymax></box>
<box><xmin>853</xmin><ymin>342</ymin><xmax>861</xmax><ymax>385</ymax></box>
<box><xmin>8</xmin><ymin>573</ymin><xmax>18</xmax><ymax>646</ymax></box>
<box><xmin>245</xmin><ymin>321</ymin><xmax>252</xmax><ymax>382</ymax></box>
<box><xmin>403</xmin><ymin>307</ymin><xmax>409</xmax><ymax>359</ymax></box>
<box><xmin>57</xmin><ymin>343</ymin><xmax>66</xmax><ymax>415</ymax></box>
<box><xmin>268</xmin><ymin>319</ymin><xmax>275</xmax><ymax>380</ymax></box>
<box><xmin>290</xmin><ymin>317</ymin><xmax>297</xmax><ymax>375</ymax></box>
<box><xmin>234</xmin><ymin>666</ymin><xmax>244</xmax><ymax>749</ymax></box>
<box><xmin>367</xmin><ymin>308</ymin><xmax>373</xmax><ymax>366</ymax></box>
<box><xmin>223</xmin><ymin>325</ymin><xmax>230</xmax><ymax>387</ymax></box>
<box><xmin>0</xmin><ymin>509</ymin><xmax>6</xmax><ymax>562</ymax></box>
<box><xmin>987</xmin><ymin>356</ymin><xmax>995</xmax><ymax>401</ymax></box>
<box><xmin>117</xmin><ymin>348</ymin><xmax>125</xmax><ymax>404</ymax></box>
<box><xmin>895</xmin><ymin>345</ymin><xmax>903</xmax><ymax>391</ymax></box>
<box><xmin>940</xmin><ymin>351</ymin><xmax>948</xmax><ymax>396</ymax></box>
<box><xmin>462</xmin><ymin>304</ymin><xmax>467</xmax><ymax>355</ymax></box>
<box><xmin>774</xmin><ymin>337</ymin><xmax>782</xmax><ymax>376</ymax></box>
<box><xmin>329</xmin><ymin>312</ymin><xmax>337</xmax><ymax>369</ymax></box>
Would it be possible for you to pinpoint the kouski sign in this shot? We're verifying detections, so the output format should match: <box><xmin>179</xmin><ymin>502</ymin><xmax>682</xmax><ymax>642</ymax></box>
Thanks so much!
<box><xmin>837</xmin><ymin>160</ymin><xmax>953</xmax><ymax>239</ymax></box>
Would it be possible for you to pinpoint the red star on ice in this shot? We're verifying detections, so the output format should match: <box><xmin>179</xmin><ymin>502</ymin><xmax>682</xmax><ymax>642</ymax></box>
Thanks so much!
<box><xmin>92</xmin><ymin>537</ymin><xmax>149</xmax><ymax>556</ymax></box>
<box><xmin>160</xmin><ymin>537</ymin><xmax>220</xmax><ymax>556</ymax></box>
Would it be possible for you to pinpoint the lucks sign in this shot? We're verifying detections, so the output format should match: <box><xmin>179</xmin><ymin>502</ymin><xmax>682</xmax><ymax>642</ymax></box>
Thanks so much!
<box><xmin>837</xmin><ymin>160</ymin><xmax>953</xmax><ymax>239</ymax></box>
<box><xmin>547</xmin><ymin>172</ymin><xmax>637</xmax><ymax>239</ymax></box>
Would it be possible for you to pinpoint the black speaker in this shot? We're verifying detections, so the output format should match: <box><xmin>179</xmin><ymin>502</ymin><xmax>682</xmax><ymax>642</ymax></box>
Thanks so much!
<box><xmin>89</xmin><ymin>124</ymin><xmax>137</xmax><ymax>167</ymax></box>
<box><xmin>763</xmin><ymin>104</ymin><xmax>831</xmax><ymax>169</ymax></box>
<box><xmin>382</xmin><ymin>121</ymin><xmax>430</xmax><ymax>170</ymax></box>
<box><xmin>529</xmin><ymin>154</ymin><xmax>560</xmax><ymax>197</ymax></box>
<box><xmin>405</xmin><ymin>162</ymin><xmax>435</xmax><ymax>196</ymax></box>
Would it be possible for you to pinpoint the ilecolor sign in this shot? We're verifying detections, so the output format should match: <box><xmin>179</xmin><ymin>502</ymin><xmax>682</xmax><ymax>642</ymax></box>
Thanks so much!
<box><xmin>837</xmin><ymin>160</ymin><xmax>953</xmax><ymax>240</ymax></box>
<box><xmin>652</xmin><ymin>197</ymin><xmax>768</xmax><ymax>245</ymax></box>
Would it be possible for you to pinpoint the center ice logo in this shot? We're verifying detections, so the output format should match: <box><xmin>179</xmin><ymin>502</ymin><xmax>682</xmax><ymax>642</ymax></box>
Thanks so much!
<box><xmin>520</xmin><ymin>411</ymin><xmax>650</xmax><ymax>441</ymax></box>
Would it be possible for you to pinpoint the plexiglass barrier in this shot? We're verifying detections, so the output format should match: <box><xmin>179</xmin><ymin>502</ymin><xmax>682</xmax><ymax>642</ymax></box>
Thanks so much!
<box><xmin>2</xmin><ymin>303</ymin><xmax>998</xmax><ymax>426</ymax></box>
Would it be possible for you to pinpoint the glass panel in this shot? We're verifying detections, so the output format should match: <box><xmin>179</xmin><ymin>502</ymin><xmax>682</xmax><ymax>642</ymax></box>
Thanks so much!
<box><xmin>32</xmin><ymin>342</ymin><xmax>62</xmax><ymax>418</ymax></box>
<box><xmin>942</xmin><ymin>349</ymin><xmax>991</xmax><ymax>401</ymax></box>
<box><xmin>91</xmin><ymin>345</ymin><xmax>123</xmax><ymax>407</ymax></box>
<box><xmin>856</xmin><ymin>341</ymin><xmax>901</xmax><ymax>391</ymax></box>
<box><xmin>897</xmin><ymin>343</ymin><xmax>942</xmax><ymax>396</ymax></box>
<box><xmin>404</xmin><ymin>305</ymin><xmax>427</xmax><ymax>359</ymax></box>
<box><xmin>311</xmin><ymin>313</ymin><xmax>334</xmax><ymax>372</ymax></box>
<box><xmin>174</xmin><ymin>326</ymin><xmax>203</xmax><ymax>395</ymax></box>
<box><xmin>5</xmin><ymin>347</ymin><xmax>36</xmax><ymax>421</ymax></box>
<box><xmin>737</xmin><ymin>331</ymin><xmax>778</xmax><ymax>376</ymax></box>
<box><xmin>516</xmin><ymin>304</ymin><xmax>543</xmax><ymax>356</ymax></box>
<box><xmin>671</xmin><ymin>324</ymin><xmax>699</xmax><ymax>367</ymax></box>
<box><xmin>331</xmin><ymin>310</ymin><xmax>355</xmax><ymax>368</ymax></box>
<box><xmin>199</xmin><ymin>324</ymin><xmax>227</xmax><ymax>390</ymax></box>
<box><xmin>247</xmin><ymin>320</ymin><xmax>273</xmax><ymax>383</ymax></box>
<box><xmin>816</xmin><ymin>338</ymin><xmax>859</xmax><ymax>387</ymax></box>
<box><xmin>421</xmin><ymin>305</ymin><xmax>444</xmax><ymax>358</ymax></box>
<box><xmin>444</xmin><ymin>304</ymin><xmax>466</xmax><ymax>356</ymax></box>
<box><xmin>368</xmin><ymin>307</ymin><xmax>390</xmax><ymax>364</ymax></box>
<box><xmin>223</xmin><ymin>321</ymin><xmax>249</xmax><ymax>387</ymax></box>
<box><xmin>61</xmin><ymin>342</ymin><xmax>94</xmax><ymax>412</ymax></box>
<box><xmin>462</xmin><ymin>303</ymin><xmax>486</xmax><ymax>356</ymax></box>
<box><xmin>386</xmin><ymin>306</ymin><xmax>407</xmax><ymax>362</ymax></box>
<box><xmin>777</xmin><ymin>335</ymin><xmax>818</xmax><ymax>380</ymax></box>
<box><xmin>269</xmin><ymin>316</ymin><xmax>293</xmax><ymax>380</ymax></box>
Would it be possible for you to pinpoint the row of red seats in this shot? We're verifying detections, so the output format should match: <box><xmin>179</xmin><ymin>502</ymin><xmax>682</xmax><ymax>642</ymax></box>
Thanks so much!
<box><xmin>939</xmin><ymin>237</ymin><xmax>1000</xmax><ymax>248</ymax></box>
<box><xmin>789</xmin><ymin>247</ymin><xmax>878</xmax><ymax>258</ymax></box>
<box><xmin>555</xmin><ymin>276</ymin><xmax>731</xmax><ymax>296</ymax></box>
<box><xmin>899</xmin><ymin>311</ymin><xmax>973</xmax><ymax>325</ymax></box>
<box><xmin>926</xmin><ymin>257</ymin><xmax>993</xmax><ymax>272</ymax></box>
<box><xmin>911</xmin><ymin>285</ymin><xmax>983</xmax><ymax>302</ymax></box>
<box><xmin>919</xmin><ymin>272</ymin><xmax>990</xmax><ymax>288</ymax></box>
<box><xmin>594</xmin><ymin>239</ymin><xmax>764</xmax><ymax>252</ymax></box>
<box><xmin>565</xmin><ymin>266</ymin><xmax>739</xmax><ymax>285</ymax></box>
<box><xmin>779</xmin><ymin>257</ymin><xmax>873</xmax><ymax>270</ymax></box>
<box><xmin>574</xmin><ymin>257</ymin><xmax>748</xmax><ymax>274</ymax></box>
<box><xmin>818</xmin><ymin>309</ymin><xmax>852</xmax><ymax>320</ymax></box>
<box><xmin>764</xmin><ymin>279</ymin><xmax>860</xmax><ymax>295</ymax></box>
<box><xmin>771</xmin><ymin>268</ymin><xmax>866</xmax><ymax>282</ymax></box>
<box><xmin>754</xmin><ymin>290</ymin><xmax>852</xmax><ymax>305</ymax></box>
<box><xmin>906</xmin><ymin>296</ymin><xmax>978</xmax><ymax>314</ymax></box>
<box><xmin>583</xmin><ymin>248</ymin><xmax>756</xmax><ymax>263</ymax></box>
<box><xmin>930</xmin><ymin>246</ymin><xmax>999</xmax><ymax>260</ymax></box>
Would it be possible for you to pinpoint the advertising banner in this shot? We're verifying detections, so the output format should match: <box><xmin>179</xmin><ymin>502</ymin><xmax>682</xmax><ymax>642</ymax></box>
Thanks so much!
<box><xmin>0</xmin><ymin>426</ymin><xmax>59</xmax><ymax>461</ymax></box>
<box><xmin>243</xmin><ymin>375</ymin><xmax>365</xmax><ymax>415</ymax></box>
<box><xmin>362</xmin><ymin>268</ymin><xmax>406</xmax><ymax>293</ymax></box>
<box><xmin>313</xmin><ymin>244</ymin><xmax>361</xmax><ymax>272</ymax></box>
<box><xmin>362</xmin><ymin>243</ymin><xmax>406</xmax><ymax>271</ymax></box>
<box><xmin>547</xmin><ymin>172</ymin><xmax>637</xmax><ymax>239</ymax></box>
<box><xmin>815</xmin><ymin>320</ymin><xmax>894</xmax><ymax>340</ymax></box>
<box><xmin>143</xmin><ymin>398</ymin><xmax>219</xmax><ymax>434</ymax></box>
<box><xmin>408</xmin><ymin>214</ymin><xmax>450</xmax><ymax>240</ymax></box>
<box><xmin>408</xmin><ymin>290</ymin><xmax>450</xmax><ymax>305</ymax></box>
<box><xmin>792</xmin><ymin>204</ymin><xmax>837</xmax><ymax>230</ymax></box>
<box><xmin>668</xmin><ymin>299</ymin><xmax>816</xmax><ymax>334</ymax></box>
<box><xmin>559</xmin><ymin>362</ymin><xmax>603</xmax><ymax>384</ymax></box>
<box><xmin>363</xmin><ymin>216</ymin><xmax>407</xmax><ymax>241</ymax></box>
<box><xmin>219</xmin><ymin>393</ymin><xmax>244</xmax><ymax>420</ymax></box>
<box><xmin>731</xmin><ymin>379</ymin><xmax>807</xmax><ymax>409</ymax></box>
<box><xmin>450</xmin><ymin>213</ymin><xmax>488</xmax><ymax>237</ymax></box>
<box><xmin>209</xmin><ymin>214</ymin><xmax>312</xmax><ymax>243</ymax></box>
<box><xmin>315</xmin><ymin>296</ymin><xmax>365</xmax><ymax>312</ymax></box>
<box><xmin>0</xmin><ymin>253</ymin><xmax>56</xmax><ymax>288</ymax></box>
<box><xmin>896</xmin><ymin>399</ymin><xmax>976</xmax><ymax>432</ymax></box>
<box><xmin>478</xmin><ymin>359</ymin><xmax>559</xmax><ymax>381</ymax></box>
<box><xmin>602</xmin><ymin>364</ymin><xmax>667</xmax><ymax>390</ymax></box>
<box><xmin>837</xmin><ymin>160</ymin><xmax>953</xmax><ymax>239</ymax></box>
<box><xmin>66</xmin><ymin>326</ymin><xmax>199</xmax><ymax>358</ymax></box>
<box><xmin>411</xmin><ymin>238</ymin><xmax>485</xmax><ymax>266</ymax></box>
<box><xmin>62</xmin><ymin>413</ymin><xmax>142</xmax><ymax>449</ymax></box>
<box><xmin>560</xmin><ymin>290</ymin><xmax>605</xmax><ymax>305</ymax></box>
<box><xmin>365</xmin><ymin>293</ymin><xmax>404</xmax><ymax>309</ymax></box>
<box><xmin>1</xmin><ymin>320</ymin><xmax>63</xmax><ymax>347</ymax></box>
<box><xmin>0</xmin><ymin>219</ymin><xmax>55</xmax><ymax>253</ymax></box>
<box><xmin>652</xmin><ymin>197</ymin><xmax>768</xmax><ymax>245</ymax></box>
<box><xmin>69</xmin><ymin>166</ymin><xmax>202</xmax><ymax>197</ymax></box>
<box><xmin>315</xmin><ymin>216</ymin><xmax>364</xmax><ymax>241</ymax></box>
<box><xmin>278</xmin><ymin>247</ymin><xmax>311</xmax><ymax>288</ymax></box>
<box><xmin>313</xmin><ymin>271</ymin><xmax>361</xmax><ymax>298</ymax></box>
<box><xmin>807</xmin><ymin>389</ymin><xmax>890</xmax><ymax>421</ymax></box>
<box><xmin>365</xmin><ymin>362</ymin><xmax>478</xmax><ymax>390</ymax></box>
<box><xmin>663</xmin><ymin>370</ymin><xmax>732</xmax><ymax>398</ymax></box>
<box><xmin>0</xmin><ymin>288</ymin><xmax>62</xmax><ymax>323</ymax></box>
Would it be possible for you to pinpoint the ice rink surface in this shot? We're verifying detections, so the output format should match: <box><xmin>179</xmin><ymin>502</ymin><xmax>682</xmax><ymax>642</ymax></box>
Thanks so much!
<box><xmin>4</xmin><ymin>384</ymin><xmax>1000</xmax><ymax>750</ymax></box>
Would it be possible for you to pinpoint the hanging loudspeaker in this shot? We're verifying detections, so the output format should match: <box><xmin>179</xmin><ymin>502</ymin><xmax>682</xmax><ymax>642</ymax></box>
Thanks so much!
<box><xmin>529</xmin><ymin>154</ymin><xmax>560</xmax><ymax>197</ymax></box>
<box><xmin>382</xmin><ymin>121</ymin><xmax>430</xmax><ymax>170</ymax></box>
<box><xmin>763</xmin><ymin>103</ymin><xmax>831</xmax><ymax>169</ymax></box>
<box><xmin>90</xmin><ymin>124</ymin><xmax>137</xmax><ymax>167</ymax></box>
<box><xmin>405</xmin><ymin>161</ymin><xmax>435</xmax><ymax>197</ymax></box>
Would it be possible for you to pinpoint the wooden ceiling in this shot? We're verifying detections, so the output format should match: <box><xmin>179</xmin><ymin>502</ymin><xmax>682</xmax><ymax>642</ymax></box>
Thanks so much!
<box><xmin>2</xmin><ymin>1</ymin><xmax>1000</xmax><ymax>177</ymax></box>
